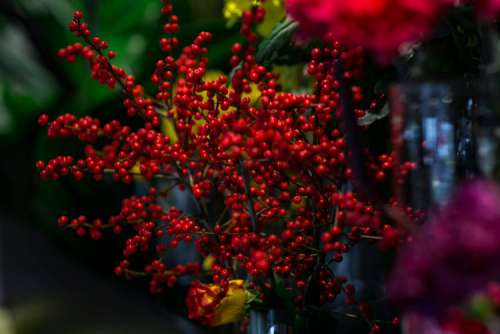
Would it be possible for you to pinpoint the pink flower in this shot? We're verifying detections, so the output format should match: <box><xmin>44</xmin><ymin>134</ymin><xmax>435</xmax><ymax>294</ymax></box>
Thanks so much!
<box><xmin>286</xmin><ymin>0</ymin><xmax>452</xmax><ymax>63</ymax></box>
<box><xmin>388</xmin><ymin>180</ymin><xmax>500</xmax><ymax>315</ymax></box>
<box><xmin>488</xmin><ymin>282</ymin><xmax>500</xmax><ymax>306</ymax></box>
<box><xmin>286</xmin><ymin>0</ymin><xmax>336</xmax><ymax>40</ymax></box>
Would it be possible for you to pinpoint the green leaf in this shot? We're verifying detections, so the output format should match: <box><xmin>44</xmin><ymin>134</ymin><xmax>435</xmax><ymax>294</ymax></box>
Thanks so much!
<box><xmin>357</xmin><ymin>103</ymin><xmax>390</xmax><ymax>126</ymax></box>
<box><xmin>469</xmin><ymin>295</ymin><xmax>494</xmax><ymax>320</ymax></box>
<box><xmin>0</xmin><ymin>24</ymin><xmax>60</xmax><ymax>135</ymax></box>
<box><xmin>271</xmin><ymin>272</ymin><xmax>296</xmax><ymax>317</ymax></box>
<box><xmin>96</xmin><ymin>0</ymin><xmax>161</xmax><ymax>35</ymax></box>
<box><xmin>293</xmin><ymin>314</ymin><xmax>307</xmax><ymax>333</ymax></box>
<box><xmin>256</xmin><ymin>17</ymin><xmax>298</xmax><ymax>66</ymax></box>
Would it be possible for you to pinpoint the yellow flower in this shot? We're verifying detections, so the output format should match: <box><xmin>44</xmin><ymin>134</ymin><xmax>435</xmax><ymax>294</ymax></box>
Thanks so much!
<box><xmin>202</xmin><ymin>254</ymin><xmax>216</xmax><ymax>271</ymax></box>
<box><xmin>211</xmin><ymin>280</ymin><xmax>247</xmax><ymax>326</ymax></box>
<box><xmin>223</xmin><ymin>0</ymin><xmax>285</xmax><ymax>36</ymax></box>
<box><xmin>161</xmin><ymin>117</ymin><xmax>179</xmax><ymax>144</ymax></box>
<box><xmin>130</xmin><ymin>162</ymin><xmax>145</xmax><ymax>181</ymax></box>
<box><xmin>186</xmin><ymin>280</ymin><xmax>248</xmax><ymax>326</ymax></box>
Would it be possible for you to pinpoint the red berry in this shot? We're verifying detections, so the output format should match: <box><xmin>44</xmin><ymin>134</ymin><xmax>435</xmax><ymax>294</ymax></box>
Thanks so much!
<box><xmin>38</xmin><ymin>114</ymin><xmax>49</xmax><ymax>126</ymax></box>
<box><xmin>73</xmin><ymin>10</ymin><xmax>83</xmax><ymax>20</ymax></box>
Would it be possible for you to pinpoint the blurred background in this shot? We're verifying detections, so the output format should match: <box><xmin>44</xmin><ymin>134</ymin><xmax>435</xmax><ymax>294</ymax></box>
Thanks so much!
<box><xmin>0</xmin><ymin>0</ymin><xmax>240</xmax><ymax>332</ymax></box>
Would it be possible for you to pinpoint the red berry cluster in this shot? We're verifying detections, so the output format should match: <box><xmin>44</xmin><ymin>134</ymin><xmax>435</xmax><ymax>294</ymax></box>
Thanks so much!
<box><xmin>37</xmin><ymin>0</ymin><xmax>417</xmax><ymax>329</ymax></box>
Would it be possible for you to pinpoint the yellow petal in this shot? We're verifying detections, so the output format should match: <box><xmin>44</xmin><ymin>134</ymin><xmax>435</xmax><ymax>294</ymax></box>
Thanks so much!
<box><xmin>202</xmin><ymin>254</ymin><xmax>216</xmax><ymax>271</ymax></box>
<box><xmin>161</xmin><ymin>118</ymin><xmax>179</xmax><ymax>144</ymax></box>
<box><xmin>223</xmin><ymin>0</ymin><xmax>285</xmax><ymax>37</ymax></box>
<box><xmin>130</xmin><ymin>162</ymin><xmax>145</xmax><ymax>181</ymax></box>
<box><xmin>257</xmin><ymin>0</ymin><xmax>285</xmax><ymax>36</ymax></box>
<box><xmin>210</xmin><ymin>280</ymin><xmax>247</xmax><ymax>326</ymax></box>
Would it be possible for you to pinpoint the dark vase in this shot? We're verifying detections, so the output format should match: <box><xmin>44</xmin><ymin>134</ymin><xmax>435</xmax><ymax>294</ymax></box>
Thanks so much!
<box><xmin>248</xmin><ymin>310</ymin><xmax>293</xmax><ymax>334</ymax></box>
<box><xmin>474</xmin><ymin>79</ymin><xmax>500</xmax><ymax>181</ymax></box>
<box><xmin>390</xmin><ymin>82</ymin><xmax>480</xmax><ymax>212</ymax></box>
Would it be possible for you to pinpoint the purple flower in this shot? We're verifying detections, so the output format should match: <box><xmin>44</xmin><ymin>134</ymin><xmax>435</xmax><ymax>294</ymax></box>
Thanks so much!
<box><xmin>388</xmin><ymin>180</ymin><xmax>500</xmax><ymax>316</ymax></box>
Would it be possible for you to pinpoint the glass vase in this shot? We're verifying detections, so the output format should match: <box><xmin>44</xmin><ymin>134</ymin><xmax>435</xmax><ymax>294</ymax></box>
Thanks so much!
<box><xmin>474</xmin><ymin>80</ymin><xmax>500</xmax><ymax>180</ymax></box>
<box><xmin>390</xmin><ymin>82</ymin><xmax>479</xmax><ymax>212</ymax></box>
<box><xmin>248</xmin><ymin>310</ymin><xmax>293</xmax><ymax>334</ymax></box>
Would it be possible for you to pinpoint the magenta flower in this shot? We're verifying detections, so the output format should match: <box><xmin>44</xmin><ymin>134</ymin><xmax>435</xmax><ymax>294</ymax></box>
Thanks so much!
<box><xmin>388</xmin><ymin>180</ymin><xmax>500</xmax><ymax>315</ymax></box>
<box><xmin>286</xmin><ymin>0</ymin><xmax>336</xmax><ymax>40</ymax></box>
<box><xmin>286</xmin><ymin>0</ymin><xmax>452</xmax><ymax>63</ymax></box>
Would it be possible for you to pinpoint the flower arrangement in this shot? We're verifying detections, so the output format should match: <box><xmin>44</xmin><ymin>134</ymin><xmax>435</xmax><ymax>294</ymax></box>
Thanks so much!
<box><xmin>35</xmin><ymin>0</ymin><xmax>500</xmax><ymax>332</ymax></box>
<box><xmin>36</xmin><ymin>0</ymin><xmax>408</xmax><ymax>330</ymax></box>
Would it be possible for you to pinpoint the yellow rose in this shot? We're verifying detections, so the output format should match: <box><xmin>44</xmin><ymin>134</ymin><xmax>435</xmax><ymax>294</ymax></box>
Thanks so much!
<box><xmin>186</xmin><ymin>280</ymin><xmax>248</xmax><ymax>326</ymax></box>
